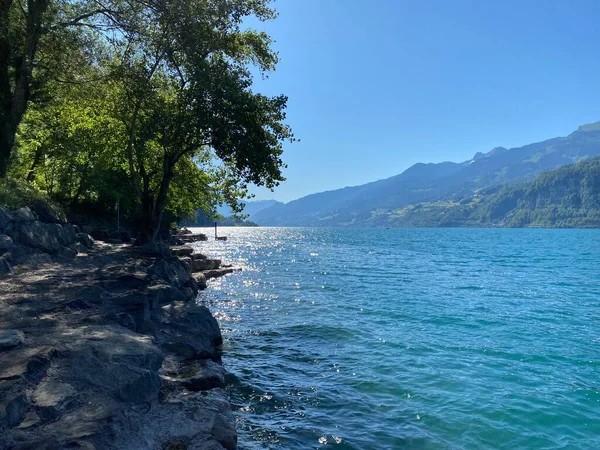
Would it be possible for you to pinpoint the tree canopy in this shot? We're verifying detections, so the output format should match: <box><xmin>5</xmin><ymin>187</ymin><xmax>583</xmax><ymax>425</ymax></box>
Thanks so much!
<box><xmin>1</xmin><ymin>0</ymin><xmax>294</xmax><ymax>242</ymax></box>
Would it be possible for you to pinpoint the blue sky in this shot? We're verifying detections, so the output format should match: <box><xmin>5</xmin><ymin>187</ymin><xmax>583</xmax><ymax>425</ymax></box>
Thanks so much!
<box><xmin>248</xmin><ymin>0</ymin><xmax>600</xmax><ymax>203</ymax></box>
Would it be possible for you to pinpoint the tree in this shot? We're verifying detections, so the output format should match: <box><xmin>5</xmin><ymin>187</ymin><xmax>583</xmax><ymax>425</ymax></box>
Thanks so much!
<box><xmin>112</xmin><ymin>0</ymin><xmax>294</xmax><ymax>244</ymax></box>
<box><xmin>6</xmin><ymin>0</ymin><xmax>294</xmax><ymax>242</ymax></box>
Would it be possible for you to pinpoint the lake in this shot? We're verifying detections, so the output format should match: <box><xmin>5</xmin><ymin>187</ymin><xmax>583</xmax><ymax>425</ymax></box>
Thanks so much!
<box><xmin>191</xmin><ymin>227</ymin><xmax>600</xmax><ymax>449</ymax></box>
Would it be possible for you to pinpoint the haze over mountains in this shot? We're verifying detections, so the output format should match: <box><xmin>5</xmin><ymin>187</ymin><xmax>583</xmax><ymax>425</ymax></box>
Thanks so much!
<box><xmin>253</xmin><ymin>122</ymin><xmax>600</xmax><ymax>227</ymax></box>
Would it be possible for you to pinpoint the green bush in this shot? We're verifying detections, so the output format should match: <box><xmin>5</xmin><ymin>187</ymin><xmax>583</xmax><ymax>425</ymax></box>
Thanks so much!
<box><xmin>0</xmin><ymin>178</ymin><xmax>63</xmax><ymax>214</ymax></box>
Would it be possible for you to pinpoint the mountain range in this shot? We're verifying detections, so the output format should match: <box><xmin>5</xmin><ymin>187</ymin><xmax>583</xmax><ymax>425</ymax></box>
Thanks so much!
<box><xmin>253</xmin><ymin>122</ymin><xmax>600</xmax><ymax>227</ymax></box>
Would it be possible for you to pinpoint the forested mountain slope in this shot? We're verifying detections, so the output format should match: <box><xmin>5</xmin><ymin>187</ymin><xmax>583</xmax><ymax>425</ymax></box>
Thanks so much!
<box><xmin>254</xmin><ymin>122</ymin><xmax>600</xmax><ymax>226</ymax></box>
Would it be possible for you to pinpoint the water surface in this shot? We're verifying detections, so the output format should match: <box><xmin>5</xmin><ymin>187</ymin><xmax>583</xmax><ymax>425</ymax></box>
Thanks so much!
<box><xmin>191</xmin><ymin>228</ymin><xmax>600</xmax><ymax>449</ymax></box>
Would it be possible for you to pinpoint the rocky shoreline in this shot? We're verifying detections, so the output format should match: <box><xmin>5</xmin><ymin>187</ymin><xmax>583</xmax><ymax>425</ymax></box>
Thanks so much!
<box><xmin>0</xmin><ymin>207</ymin><xmax>239</xmax><ymax>449</ymax></box>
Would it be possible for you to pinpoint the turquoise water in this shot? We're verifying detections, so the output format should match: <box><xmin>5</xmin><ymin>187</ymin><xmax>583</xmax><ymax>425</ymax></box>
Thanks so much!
<box><xmin>191</xmin><ymin>228</ymin><xmax>600</xmax><ymax>449</ymax></box>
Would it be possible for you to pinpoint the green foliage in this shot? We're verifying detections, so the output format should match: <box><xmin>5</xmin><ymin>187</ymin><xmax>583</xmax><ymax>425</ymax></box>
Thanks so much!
<box><xmin>373</xmin><ymin>157</ymin><xmax>600</xmax><ymax>228</ymax></box>
<box><xmin>3</xmin><ymin>0</ymin><xmax>293</xmax><ymax>240</ymax></box>
<box><xmin>0</xmin><ymin>178</ymin><xmax>60</xmax><ymax>212</ymax></box>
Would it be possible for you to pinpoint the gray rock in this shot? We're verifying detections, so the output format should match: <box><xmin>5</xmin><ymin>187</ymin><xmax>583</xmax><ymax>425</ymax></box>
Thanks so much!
<box><xmin>16</xmin><ymin>410</ymin><xmax>41</xmax><ymax>429</ymax></box>
<box><xmin>116</xmin><ymin>368</ymin><xmax>161</xmax><ymax>404</ymax></box>
<box><xmin>186</xmin><ymin>277</ymin><xmax>200</xmax><ymax>295</ymax></box>
<box><xmin>186</xmin><ymin>390</ymin><xmax>237</xmax><ymax>450</ymax></box>
<box><xmin>0</xmin><ymin>234</ymin><xmax>13</xmax><ymax>253</ymax></box>
<box><xmin>63</xmin><ymin>224</ymin><xmax>77</xmax><ymax>243</ymax></box>
<box><xmin>192</xmin><ymin>258</ymin><xmax>221</xmax><ymax>272</ymax></box>
<box><xmin>166</xmin><ymin>360</ymin><xmax>225</xmax><ymax>391</ymax></box>
<box><xmin>76</xmin><ymin>233</ymin><xmax>94</xmax><ymax>249</ymax></box>
<box><xmin>0</xmin><ymin>329</ymin><xmax>24</xmax><ymax>349</ymax></box>
<box><xmin>32</xmin><ymin>381</ymin><xmax>76</xmax><ymax>419</ymax></box>
<box><xmin>171</xmin><ymin>246</ymin><xmax>194</xmax><ymax>257</ymax></box>
<box><xmin>147</xmin><ymin>283</ymin><xmax>186</xmax><ymax>306</ymax></box>
<box><xmin>9</xmin><ymin>207</ymin><xmax>35</xmax><ymax>223</ymax></box>
<box><xmin>74</xmin><ymin>243</ymin><xmax>87</xmax><ymax>254</ymax></box>
<box><xmin>0</xmin><ymin>393</ymin><xmax>29</xmax><ymax>428</ymax></box>
<box><xmin>179</xmin><ymin>256</ymin><xmax>192</xmax><ymax>273</ymax></box>
<box><xmin>69</xmin><ymin>326</ymin><xmax>164</xmax><ymax>404</ymax></box>
<box><xmin>204</xmin><ymin>268</ymin><xmax>238</xmax><ymax>280</ymax></box>
<box><xmin>196</xmin><ymin>274</ymin><xmax>208</xmax><ymax>290</ymax></box>
<box><xmin>18</xmin><ymin>221</ymin><xmax>62</xmax><ymax>253</ymax></box>
<box><xmin>136</xmin><ymin>242</ymin><xmax>172</xmax><ymax>258</ymax></box>
<box><xmin>183</xmin><ymin>287</ymin><xmax>195</xmax><ymax>301</ymax></box>
<box><xmin>12</xmin><ymin>248</ymin><xmax>52</xmax><ymax>267</ymax></box>
<box><xmin>162</xmin><ymin>341</ymin><xmax>200</xmax><ymax>359</ymax></box>
<box><xmin>149</xmin><ymin>258</ymin><xmax>189</xmax><ymax>289</ymax></box>
<box><xmin>0</xmin><ymin>256</ymin><xmax>12</xmax><ymax>275</ymax></box>
<box><xmin>29</xmin><ymin>200</ymin><xmax>67</xmax><ymax>224</ymax></box>
<box><xmin>55</xmin><ymin>245</ymin><xmax>78</xmax><ymax>262</ymax></box>
<box><xmin>51</xmin><ymin>223</ymin><xmax>74</xmax><ymax>246</ymax></box>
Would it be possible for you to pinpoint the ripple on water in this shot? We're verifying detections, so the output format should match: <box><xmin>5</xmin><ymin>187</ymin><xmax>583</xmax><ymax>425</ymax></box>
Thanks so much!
<box><xmin>190</xmin><ymin>227</ymin><xmax>600</xmax><ymax>450</ymax></box>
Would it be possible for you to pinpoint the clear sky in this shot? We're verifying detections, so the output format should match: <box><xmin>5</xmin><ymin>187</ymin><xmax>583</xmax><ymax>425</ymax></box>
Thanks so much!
<box><xmin>248</xmin><ymin>0</ymin><xmax>600</xmax><ymax>203</ymax></box>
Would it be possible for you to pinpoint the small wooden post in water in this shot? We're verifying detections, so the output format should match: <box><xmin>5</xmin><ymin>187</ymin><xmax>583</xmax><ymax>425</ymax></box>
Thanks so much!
<box><xmin>214</xmin><ymin>221</ymin><xmax>227</xmax><ymax>241</ymax></box>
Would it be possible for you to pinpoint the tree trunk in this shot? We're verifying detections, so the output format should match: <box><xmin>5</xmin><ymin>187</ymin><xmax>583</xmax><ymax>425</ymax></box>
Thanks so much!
<box><xmin>133</xmin><ymin>157</ymin><xmax>174</xmax><ymax>245</ymax></box>
<box><xmin>0</xmin><ymin>0</ymin><xmax>48</xmax><ymax>177</ymax></box>
<box><xmin>0</xmin><ymin>0</ymin><xmax>14</xmax><ymax>176</ymax></box>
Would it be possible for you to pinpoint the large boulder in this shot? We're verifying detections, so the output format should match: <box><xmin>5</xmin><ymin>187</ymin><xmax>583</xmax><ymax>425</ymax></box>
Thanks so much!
<box><xmin>52</xmin><ymin>224</ymin><xmax>75</xmax><ymax>246</ymax></box>
<box><xmin>18</xmin><ymin>221</ymin><xmax>62</xmax><ymax>254</ymax></box>
<box><xmin>29</xmin><ymin>200</ymin><xmax>67</xmax><ymax>224</ymax></box>
<box><xmin>69</xmin><ymin>326</ymin><xmax>164</xmax><ymax>404</ymax></box>
<box><xmin>9</xmin><ymin>207</ymin><xmax>35</xmax><ymax>223</ymax></box>
<box><xmin>149</xmin><ymin>258</ymin><xmax>189</xmax><ymax>289</ymax></box>
<box><xmin>10</xmin><ymin>245</ymin><xmax>52</xmax><ymax>266</ymax></box>
<box><xmin>76</xmin><ymin>233</ymin><xmax>94</xmax><ymax>249</ymax></box>
<box><xmin>62</xmin><ymin>224</ymin><xmax>78</xmax><ymax>244</ymax></box>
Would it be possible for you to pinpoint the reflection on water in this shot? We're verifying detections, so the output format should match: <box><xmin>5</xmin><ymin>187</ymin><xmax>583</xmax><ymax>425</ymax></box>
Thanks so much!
<box><xmin>191</xmin><ymin>227</ymin><xmax>600</xmax><ymax>450</ymax></box>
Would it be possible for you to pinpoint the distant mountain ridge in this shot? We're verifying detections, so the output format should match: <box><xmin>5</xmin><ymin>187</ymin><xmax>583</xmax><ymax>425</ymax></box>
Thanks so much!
<box><xmin>254</xmin><ymin>122</ymin><xmax>600</xmax><ymax>227</ymax></box>
<box><xmin>217</xmin><ymin>199</ymin><xmax>282</xmax><ymax>220</ymax></box>
<box><xmin>380</xmin><ymin>156</ymin><xmax>600</xmax><ymax>228</ymax></box>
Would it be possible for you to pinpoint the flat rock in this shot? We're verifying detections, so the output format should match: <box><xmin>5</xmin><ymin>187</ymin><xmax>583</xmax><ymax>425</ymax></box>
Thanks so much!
<box><xmin>18</xmin><ymin>221</ymin><xmax>62</xmax><ymax>254</ymax></box>
<box><xmin>192</xmin><ymin>258</ymin><xmax>221</xmax><ymax>272</ymax></box>
<box><xmin>177</xmin><ymin>233</ymin><xmax>208</xmax><ymax>243</ymax></box>
<box><xmin>203</xmin><ymin>268</ymin><xmax>239</xmax><ymax>280</ymax></box>
<box><xmin>0</xmin><ymin>329</ymin><xmax>25</xmax><ymax>349</ymax></box>
<box><xmin>171</xmin><ymin>246</ymin><xmax>193</xmax><ymax>257</ymax></box>
<box><xmin>32</xmin><ymin>381</ymin><xmax>76</xmax><ymax>418</ymax></box>
<box><xmin>163</xmin><ymin>360</ymin><xmax>225</xmax><ymax>391</ymax></box>
<box><xmin>67</xmin><ymin>326</ymin><xmax>164</xmax><ymax>404</ymax></box>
